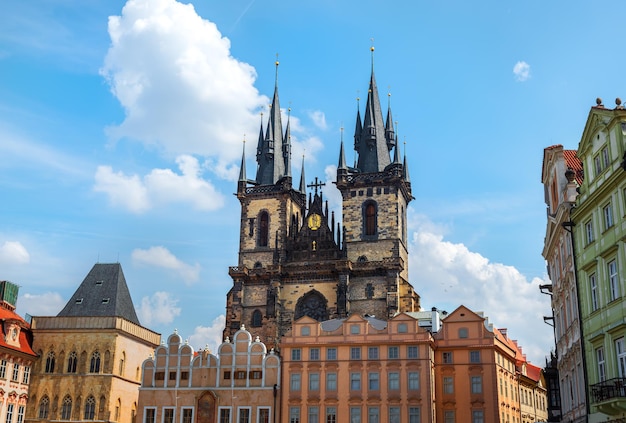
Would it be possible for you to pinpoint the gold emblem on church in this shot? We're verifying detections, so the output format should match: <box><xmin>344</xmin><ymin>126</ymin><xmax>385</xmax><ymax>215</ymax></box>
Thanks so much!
<box><xmin>307</xmin><ymin>213</ymin><xmax>321</xmax><ymax>230</ymax></box>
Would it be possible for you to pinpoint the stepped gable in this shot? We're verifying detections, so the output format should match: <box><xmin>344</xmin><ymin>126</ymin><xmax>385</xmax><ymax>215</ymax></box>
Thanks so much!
<box><xmin>57</xmin><ymin>263</ymin><xmax>140</xmax><ymax>325</ymax></box>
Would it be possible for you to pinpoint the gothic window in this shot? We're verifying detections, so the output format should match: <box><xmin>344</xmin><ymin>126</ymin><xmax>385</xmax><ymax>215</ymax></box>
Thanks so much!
<box><xmin>259</xmin><ymin>212</ymin><xmax>269</xmax><ymax>247</ymax></box>
<box><xmin>90</xmin><ymin>351</ymin><xmax>101</xmax><ymax>373</ymax></box>
<box><xmin>119</xmin><ymin>352</ymin><xmax>125</xmax><ymax>376</ymax></box>
<box><xmin>294</xmin><ymin>292</ymin><xmax>328</xmax><ymax>322</ymax></box>
<box><xmin>366</xmin><ymin>283</ymin><xmax>374</xmax><ymax>299</ymax></box>
<box><xmin>67</xmin><ymin>352</ymin><xmax>77</xmax><ymax>373</ymax></box>
<box><xmin>251</xmin><ymin>310</ymin><xmax>262</xmax><ymax>327</ymax></box>
<box><xmin>61</xmin><ymin>396</ymin><xmax>72</xmax><ymax>420</ymax></box>
<box><xmin>363</xmin><ymin>201</ymin><xmax>377</xmax><ymax>238</ymax></box>
<box><xmin>45</xmin><ymin>351</ymin><xmax>55</xmax><ymax>373</ymax></box>
<box><xmin>39</xmin><ymin>396</ymin><xmax>50</xmax><ymax>419</ymax></box>
<box><xmin>84</xmin><ymin>396</ymin><xmax>96</xmax><ymax>420</ymax></box>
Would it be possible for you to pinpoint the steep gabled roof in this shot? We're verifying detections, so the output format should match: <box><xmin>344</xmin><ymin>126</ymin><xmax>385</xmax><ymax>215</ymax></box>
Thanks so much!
<box><xmin>563</xmin><ymin>149</ymin><xmax>583</xmax><ymax>185</ymax></box>
<box><xmin>57</xmin><ymin>263</ymin><xmax>140</xmax><ymax>325</ymax></box>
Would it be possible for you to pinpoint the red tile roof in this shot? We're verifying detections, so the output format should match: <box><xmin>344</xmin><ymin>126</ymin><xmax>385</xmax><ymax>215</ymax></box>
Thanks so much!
<box><xmin>563</xmin><ymin>149</ymin><xmax>584</xmax><ymax>185</ymax></box>
<box><xmin>0</xmin><ymin>307</ymin><xmax>36</xmax><ymax>357</ymax></box>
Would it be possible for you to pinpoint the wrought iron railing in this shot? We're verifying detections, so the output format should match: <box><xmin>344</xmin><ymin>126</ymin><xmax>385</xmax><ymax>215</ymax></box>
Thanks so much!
<box><xmin>590</xmin><ymin>377</ymin><xmax>626</xmax><ymax>403</ymax></box>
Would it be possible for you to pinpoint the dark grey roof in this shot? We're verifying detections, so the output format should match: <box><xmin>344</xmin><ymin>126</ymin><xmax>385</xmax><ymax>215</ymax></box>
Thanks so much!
<box><xmin>57</xmin><ymin>263</ymin><xmax>140</xmax><ymax>325</ymax></box>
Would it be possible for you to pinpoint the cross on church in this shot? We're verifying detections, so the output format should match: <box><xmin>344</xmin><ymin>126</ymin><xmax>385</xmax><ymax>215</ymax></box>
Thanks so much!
<box><xmin>307</xmin><ymin>177</ymin><xmax>325</xmax><ymax>195</ymax></box>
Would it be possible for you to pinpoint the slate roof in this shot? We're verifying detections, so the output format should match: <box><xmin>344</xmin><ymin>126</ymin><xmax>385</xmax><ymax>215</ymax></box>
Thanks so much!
<box><xmin>57</xmin><ymin>263</ymin><xmax>140</xmax><ymax>325</ymax></box>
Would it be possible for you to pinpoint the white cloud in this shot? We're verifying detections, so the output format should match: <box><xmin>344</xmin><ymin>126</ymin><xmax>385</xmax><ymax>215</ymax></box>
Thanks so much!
<box><xmin>101</xmin><ymin>0</ymin><xmax>267</xmax><ymax>169</ymax></box>
<box><xmin>513</xmin><ymin>61</ymin><xmax>531</xmax><ymax>82</ymax></box>
<box><xmin>17</xmin><ymin>292</ymin><xmax>65</xmax><ymax>316</ymax></box>
<box><xmin>0</xmin><ymin>241</ymin><xmax>30</xmax><ymax>265</ymax></box>
<box><xmin>94</xmin><ymin>154</ymin><xmax>224</xmax><ymax>213</ymax></box>
<box><xmin>408</xmin><ymin>214</ymin><xmax>552</xmax><ymax>364</ymax></box>
<box><xmin>132</xmin><ymin>246</ymin><xmax>200</xmax><ymax>284</ymax></box>
<box><xmin>308</xmin><ymin>110</ymin><xmax>327</xmax><ymax>130</ymax></box>
<box><xmin>187</xmin><ymin>314</ymin><xmax>225</xmax><ymax>353</ymax></box>
<box><xmin>137</xmin><ymin>291</ymin><xmax>181</xmax><ymax>326</ymax></box>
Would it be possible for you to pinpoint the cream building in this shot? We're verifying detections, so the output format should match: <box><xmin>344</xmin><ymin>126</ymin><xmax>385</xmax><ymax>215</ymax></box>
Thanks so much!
<box><xmin>25</xmin><ymin>263</ymin><xmax>160</xmax><ymax>423</ymax></box>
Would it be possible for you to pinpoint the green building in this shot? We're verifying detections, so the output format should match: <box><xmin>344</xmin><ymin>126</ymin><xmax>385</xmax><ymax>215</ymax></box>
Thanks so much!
<box><xmin>571</xmin><ymin>98</ymin><xmax>626</xmax><ymax>422</ymax></box>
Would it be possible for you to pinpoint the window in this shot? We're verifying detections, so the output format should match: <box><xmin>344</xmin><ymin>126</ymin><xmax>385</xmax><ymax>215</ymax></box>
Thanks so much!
<box><xmin>61</xmin><ymin>396</ymin><xmax>72</xmax><ymax>420</ymax></box>
<box><xmin>39</xmin><ymin>396</ymin><xmax>50</xmax><ymax>419</ymax></box>
<box><xmin>407</xmin><ymin>346</ymin><xmax>419</xmax><ymax>359</ymax></box>
<box><xmin>237</xmin><ymin>408</ymin><xmax>250</xmax><ymax>423</ymax></box>
<box><xmin>388</xmin><ymin>372</ymin><xmax>399</xmax><ymax>390</ymax></box>
<box><xmin>471</xmin><ymin>376</ymin><xmax>483</xmax><ymax>394</ymax></box>
<box><xmin>163</xmin><ymin>408</ymin><xmax>174</xmax><ymax>423</ymax></box>
<box><xmin>16</xmin><ymin>406</ymin><xmax>24</xmax><ymax>423</ymax></box>
<box><xmin>259</xmin><ymin>212</ymin><xmax>269</xmax><ymax>247</ymax></box>
<box><xmin>604</xmin><ymin>203</ymin><xmax>614</xmax><ymax>229</ymax></box>
<box><xmin>170</xmin><ymin>371</ymin><xmax>178</xmax><ymax>380</ymax></box>
<box><xmin>351</xmin><ymin>347</ymin><xmax>361</xmax><ymax>360</ymax></box>
<box><xmin>458</xmin><ymin>328</ymin><xmax>468</xmax><ymax>338</ymax></box>
<box><xmin>409</xmin><ymin>407</ymin><xmax>420</xmax><ymax>423</ymax></box>
<box><xmin>408</xmin><ymin>372</ymin><xmax>420</xmax><ymax>390</ymax></box>
<box><xmin>388</xmin><ymin>407</ymin><xmax>400</xmax><ymax>423</ymax></box>
<box><xmin>182</xmin><ymin>409</ymin><xmax>193</xmax><ymax>423</ymax></box>
<box><xmin>444</xmin><ymin>410</ymin><xmax>455</xmax><ymax>423</ymax></box>
<box><xmin>20</xmin><ymin>365</ymin><xmax>29</xmax><ymax>385</ymax></box>
<box><xmin>442</xmin><ymin>352</ymin><xmax>453</xmax><ymax>364</ymax></box>
<box><xmin>290</xmin><ymin>373</ymin><xmax>301</xmax><ymax>391</ymax></box>
<box><xmin>367</xmin><ymin>407</ymin><xmax>379</xmax><ymax>423</ymax></box>
<box><xmin>350</xmin><ymin>325</ymin><xmax>360</xmax><ymax>334</ymax></box>
<box><xmin>84</xmin><ymin>396</ymin><xmax>96</xmax><ymax>420</ymax></box>
<box><xmin>326</xmin><ymin>348</ymin><xmax>337</xmax><ymax>360</ymax></box>
<box><xmin>326</xmin><ymin>372</ymin><xmax>337</xmax><ymax>391</ymax></box>
<box><xmin>365</xmin><ymin>283</ymin><xmax>374</xmax><ymax>299</ymax></box>
<box><xmin>307</xmin><ymin>407</ymin><xmax>319</xmax><ymax>423</ymax></box>
<box><xmin>258</xmin><ymin>409</ymin><xmax>270</xmax><ymax>423</ymax></box>
<box><xmin>291</xmin><ymin>349</ymin><xmax>301</xmax><ymax>361</ymax></box>
<box><xmin>350</xmin><ymin>372</ymin><xmax>361</xmax><ymax>390</ymax></box>
<box><xmin>590</xmin><ymin>273</ymin><xmax>599</xmax><ymax>311</ymax></box>
<box><xmin>388</xmin><ymin>346</ymin><xmax>399</xmax><ymax>359</ymax></box>
<box><xmin>364</xmin><ymin>202</ymin><xmax>377</xmax><ymax>237</ymax></box>
<box><xmin>45</xmin><ymin>352</ymin><xmax>55</xmax><ymax>373</ymax></box>
<box><xmin>67</xmin><ymin>351</ymin><xmax>78</xmax><ymax>373</ymax></box>
<box><xmin>470</xmin><ymin>350</ymin><xmax>481</xmax><ymax>363</ymax></box>
<box><xmin>251</xmin><ymin>310</ymin><xmax>262</xmax><ymax>327</ymax></box>
<box><xmin>594</xmin><ymin>154</ymin><xmax>602</xmax><ymax>176</ymax></box>
<box><xmin>608</xmin><ymin>260</ymin><xmax>620</xmax><ymax>301</ymax></box>
<box><xmin>350</xmin><ymin>407</ymin><xmax>361</xmax><ymax>423</ymax></box>
<box><xmin>250</xmin><ymin>370</ymin><xmax>261</xmax><ymax>379</ymax></box>
<box><xmin>6</xmin><ymin>404</ymin><xmax>13</xmax><ymax>423</ymax></box>
<box><xmin>325</xmin><ymin>407</ymin><xmax>336</xmax><ymax>423</ymax></box>
<box><xmin>90</xmin><ymin>351</ymin><xmax>101</xmax><ymax>373</ymax></box>
<box><xmin>309</xmin><ymin>373</ymin><xmax>320</xmax><ymax>391</ymax></box>
<box><xmin>102</xmin><ymin>298</ymin><xmax>110</xmax><ymax>304</ymax></box>
<box><xmin>219</xmin><ymin>409</ymin><xmax>230</xmax><ymax>423</ymax></box>
<box><xmin>368</xmin><ymin>372</ymin><xmax>379</xmax><ymax>390</ymax></box>
<box><xmin>443</xmin><ymin>376</ymin><xmax>454</xmax><ymax>394</ymax></box>
<box><xmin>585</xmin><ymin>220</ymin><xmax>594</xmax><ymax>244</ymax></box>
<box><xmin>602</xmin><ymin>146</ymin><xmax>610</xmax><ymax>168</ymax></box>
<box><xmin>300</xmin><ymin>326</ymin><xmax>310</xmax><ymax>336</ymax></box>
<box><xmin>289</xmin><ymin>407</ymin><xmax>300</xmax><ymax>423</ymax></box>
<box><xmin>617</xmin><ymin>338</ymin><xmax>626</xmax><ymax>378</ymax></box>
<box><xmin>597</xmin><ymin>347</ymin><xmax>606</xmax><ymax>382</ymax></box>
<box><xmin>398</xmin><ymin>323</ymin><xmax>407</xmax><ymax>333</ymax></box>
<box><xmin>368</xmin><ymin>347</ymin><xmax>379</xmax><ymax>360</ymax></box>
<box><xmin>472</xmin><ymin>410</ymin><xmax>484</xmax><ymax>423</ymax></box>
<box><xmin>310</xmin><ymin>348</ymin><xmax>320</xmax><ymax>360</ymax></box>
<box><xmin>12</xmin><ymin>363</ymin><xmax>19</xmax><ymax>381</ymax></box>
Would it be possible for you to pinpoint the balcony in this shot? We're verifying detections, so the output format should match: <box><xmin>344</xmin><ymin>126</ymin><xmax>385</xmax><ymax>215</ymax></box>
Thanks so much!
<box><xmin>591</xmin><ymin>377</ymin><xmax>626</xmax><ymax>414</ymax></box>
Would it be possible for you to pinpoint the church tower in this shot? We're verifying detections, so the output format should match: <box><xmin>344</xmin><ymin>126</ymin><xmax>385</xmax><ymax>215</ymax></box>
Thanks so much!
<box><xmin>225</xmin><ymin>54</ymin><xmax>419</xmax><ymax>348</ymax></box>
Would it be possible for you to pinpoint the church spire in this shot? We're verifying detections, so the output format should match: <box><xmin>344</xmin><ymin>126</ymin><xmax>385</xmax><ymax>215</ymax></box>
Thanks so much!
<box><xmin>354</xmin><ymin>47</ymin><xmax>391</xmax><ymax>173</ymax></box>
<box><xmin>299</xmin><ymin>155</ymin><xmax>306</xmax><ymax>194</ymax></box>
<box><xmin>403</xmin><ymin>140</ymin><xmax>411</xmax><ymax>183</ymax></box>
<box><xmin>255</xmin><ymin>59</ymin><xmax>287</xmax><ymax>185</ymax></box>
<box><xmin>239</xmin><ymin>139</ymin><xmax>247</xmax><ymax>182</ymax></box>
<box><xmin>284</xmin><ymin>107</ymin><xmax>292</xmax><ymax>178</ymax></box>
<box><xmin>385</xmin><ymin>92</ymin><xmax>395</xmax><ymax>151</ymax></box>
<box><xmin>338</xmin><ymin>126</ymin><xmax>348</xmax><ymax>173</ymax></box>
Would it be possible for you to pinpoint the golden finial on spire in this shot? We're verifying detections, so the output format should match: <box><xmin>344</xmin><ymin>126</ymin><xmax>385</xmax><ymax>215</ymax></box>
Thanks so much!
<box><xmin>275</xmin><ymin>53</ymin><xmax>279</xmax><ymax>86</ymax></box>
<box><xmin>370</xmin><ymin>38</ymin><xmax>375</xmax><ymax>70</ymax></box>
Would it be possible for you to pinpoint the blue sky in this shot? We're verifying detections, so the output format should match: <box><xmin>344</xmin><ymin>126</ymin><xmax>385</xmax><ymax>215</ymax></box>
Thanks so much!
<box><xmin>2</xmin><ymin>0</ymin><xmax>624</xmax><ymax>364</ymax></box>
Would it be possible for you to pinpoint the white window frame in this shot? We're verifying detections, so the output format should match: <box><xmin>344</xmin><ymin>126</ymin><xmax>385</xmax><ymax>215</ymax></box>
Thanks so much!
<box><xmin>237</xmin><ymin>407</ymin><xmax>251</xmax><ymax>423</ymax></box>
<box><xmin>180</xmin><ymin>408</ymin><xmax>193</xmax><ymax>423</ymax></box>
<box><xmin>604</xmin><ymin>203</ymin><xmax>614</xmax><ymax>229</ymax></box>
<box><xmin>597</xmin><ymin>347</ymin><xmax>606</xmax><ymax>382</ymax></box>
<box><xmin>616</xmin><ymin>338</ymin><xmax>626</xmax><ymax>378</ymax></box>
<box><xmin>144</xmin><ymin>407</ymin><xmax>157</xmax><ymax>423</ymax></box>
<box><xmin>608</xmin><ymin>260</ymin><xmax>620</xmax><ymax>301</ymax></box>
<box><xmin>590</xmin><ymin>273</ymin><xmax>599</xmax><ymax>311</ymax></box>
<box><xmin>257</xmin><ymin>407</ymin><xmax>270</xmax><ymax>423</ymax></box>
<box><xmin>162</xmin><ymin>408</ymin><xmax>175</xmax><ymax>423</ymax></box>
<box><xmin>307</xmin><ymin>407</ymin><xmax>319</xmax><ymax>423</ymax></box>
<box><xmin>585</xmin><ymin>220</ymin><xmax>594</xmax><ymax>244</ymax></box>
<box><xmin>218</xmin><ymin>407</ymin><xmax>232</xmax><ymax>423</ymax></box>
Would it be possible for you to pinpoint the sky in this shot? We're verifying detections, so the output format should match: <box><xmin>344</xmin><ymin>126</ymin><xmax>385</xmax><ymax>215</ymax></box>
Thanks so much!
<box><xmin>2</xmin><ymin>0</ymin><xmax>625</xmax><ymax>365</ymax></box>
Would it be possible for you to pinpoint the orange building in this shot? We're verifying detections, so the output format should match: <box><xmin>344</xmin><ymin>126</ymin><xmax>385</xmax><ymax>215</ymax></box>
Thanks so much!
<box><xmin>138</xmin><ymin>326</ymin><xmax>280</xmax><ymax>423</ymax></box>
<box><xmin>279</xmin><ymin>313</ymin><xmax>435</xmax><ymax>423</ymax></box>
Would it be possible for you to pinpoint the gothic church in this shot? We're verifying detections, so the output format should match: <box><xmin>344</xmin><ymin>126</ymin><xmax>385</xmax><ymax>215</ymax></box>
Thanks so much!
<box><xmin>225</xmin><ymin>54</ymin><xmax>419</xmax><ymax>347</ymax></box>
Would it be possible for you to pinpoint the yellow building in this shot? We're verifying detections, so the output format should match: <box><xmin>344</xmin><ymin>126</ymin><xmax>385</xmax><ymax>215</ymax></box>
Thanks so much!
<box><xmin>25</xmin><ymin>263</ymin><xmax>160</xmax><ymax>423</ymax></box>
<box><xmin>138</xmin><ymin>327</ymin><xmax>280</xmax><ymax>423</ymax></box>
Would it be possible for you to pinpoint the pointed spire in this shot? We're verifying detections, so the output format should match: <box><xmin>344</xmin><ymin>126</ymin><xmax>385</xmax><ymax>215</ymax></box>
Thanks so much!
<box><xmin>299</xmin><ymin>155</ymin><xmax>307</xmax><ymax>194</ymax></box>
<box><xmin>393</xmin><ymin>122</ymin><xmax>401</xmax><ymax>165</ymax></box>
<box><xmin>283</xmin><ymin>107</ymin><xmax>292</xmax><ymax>178</ymax></box>
<box><xmin>354</xmin><ymin>97</ymin><xmax>362</xmax><ymax>152</ymax></box>
<box><xmin>385</xmin><ymin>92</ymin><xmax>395</xmax><ymax>151</ymax></box>
<box><xmin>338</xmin><ymin>126</ymin><xmax>347</xmax><ymax>171</ymax></box>
<box><xmin>239</xmin><ymin>139</ymin><xmax>247</xmax><ymax>182</ymax></box>
<box><xmin>403</xmin><ymin>139</ymin><xmax>411</xmax><ymax>183</ymax></box>
<box><xmin>256</xmin><ymin>113</ymin><xmax>264</xmax><ymax>161</ymax></box>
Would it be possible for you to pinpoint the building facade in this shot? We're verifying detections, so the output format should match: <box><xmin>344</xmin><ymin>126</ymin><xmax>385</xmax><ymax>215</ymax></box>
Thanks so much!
<box><xmin>0</xmin><ymin>281</ymin><xmax>37</xmax><ymax>423</ymax></box>
<box><xmin>541</xmin><ymin>144</ymin><xmax>587</xmax><ymax>422</ymax></box>
<box><xmin>570</xmin><ymin>98</ymin><xmax>626</xmax><ymax>422</ymax></box>
<box><xmin>225</xmin><ymin>56</ymin><xmax>419</xmax><ymax>348</ymax></box>
<box><xmin>138</xmin><ymin>327</ymin><xmax>280</xmax><ymax>423</ymax></box>
<box><xmin>25</xmin><ymin>263</ymin><xmax>160</xmax><ymax>423</ymax></box>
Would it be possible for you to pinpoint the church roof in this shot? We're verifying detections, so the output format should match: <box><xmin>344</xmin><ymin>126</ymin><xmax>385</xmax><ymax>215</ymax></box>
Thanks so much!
<box><xmin>57</xmin><ymin>263</ymin><xmax>140</xmax><ymax>325</ymax></box>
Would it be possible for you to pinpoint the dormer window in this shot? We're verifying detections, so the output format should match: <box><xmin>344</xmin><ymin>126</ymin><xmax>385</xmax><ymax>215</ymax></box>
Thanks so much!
<box><xmin>95</xmin><ymin>280</ymin><xmax>103</xmax><ymax>286</ymax></box>
<box><xmin>75</xmin><ymin>298</ymin><xmax>83</xmax><ymax>304</ymax></box>
<box><xmin>102</xmin><ymin>298</ymin><xmax>110</xmax><ymax>304</ymax></box>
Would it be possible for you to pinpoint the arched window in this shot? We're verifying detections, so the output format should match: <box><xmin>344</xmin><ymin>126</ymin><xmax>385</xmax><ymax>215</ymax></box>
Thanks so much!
<box><xmin>364</xmin><ymin>201</ymin><xmax>377</xmax><ymax>237</ymax></box>
<box><xmin>45</xmin><ymin>352</ymin><xmax>55</xmax><ymax>373</ymax></box>
<box><xmin>39</xmin><ymin>396</ymin><xmax>50</xmax><ymax>419</ymax></box>
<box><xmin>61</xmin><ymin>396</ymin><xmax>72</xmax><ymax>420</ymax></box>
<box><xmin>114</xmin><ymin>398</ymin><xmax>121</xmax><ymax>422</ymax></box>
<box><xmin>84</xmin><ymin>396</ymin><xmax>96</xmax><ymax>420</ymax></box>
<box><xmin>251</xmin><ymin>310</ymin><xmax>262</xmax><ymax>327</ymax></box>
<box><xmin>259</xmin><ymin>212</ymin><xmax>269</xmax><ymax>247</ymax></box>
<box><xmin>119</xmin><ymin>352</ymin><xmax>125</xmax><ymax>376</ymax></box>
<box><xmin>67</xmin><ymin>352</ymin><xmax>77</xmax><ymax>373</ymax></box>
<box><xmin>90</xmin><ymin>351</ymin><xmax>101</xmax><ymax>373</ymax></box>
